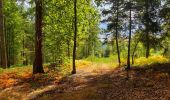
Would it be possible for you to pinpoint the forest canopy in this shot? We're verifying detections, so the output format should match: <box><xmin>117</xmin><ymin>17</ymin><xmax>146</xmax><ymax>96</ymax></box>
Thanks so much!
<box><xmin>0</xmin><ymin>0</ymin><xmax>170</xmax><ymax>73</ymax></box>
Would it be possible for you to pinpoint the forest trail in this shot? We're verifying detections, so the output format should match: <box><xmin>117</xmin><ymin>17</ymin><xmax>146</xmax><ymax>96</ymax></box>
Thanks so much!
<box><xmin>0</xmin><ymin>63</ymin><xmax>115</xmax><ymax>100</ymax></box>
<box><xmin>0</xmin><ymin>63</ymin><xmax>170</xmax><ymax>100</ymax></box>
<box><xmin>25</xmin><ymin>63</ymin><xmax>115</xmax><ymax>100</ymax></box>
<box><xmin>35</xmin><ymin>63</ymin><xmax>170</xmax><ymax>100</ymax></box>
<box><xmin>75</xmin><ymin>63</ymin><xmax>115</xmax><ymax>76</ymax></box>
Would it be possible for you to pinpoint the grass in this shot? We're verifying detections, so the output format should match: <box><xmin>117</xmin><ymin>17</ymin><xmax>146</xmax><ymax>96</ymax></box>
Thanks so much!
<box><xmin>85</xmin><ymin>56</ymin><xmax>120</xmax><ymax>67</ymax></box>
<box><xmin>0</xmin><ymin>55</ymin><xmax>169</xmax><ymax>75</ymax></box>
<box><xmin>85</xmin><ymin>55</ymin><xmax>170</xmax><ymax>68</ymax></box>
<box><xmin>60</xmin><ymin>60</ymin><xmax>93</xmax><ymax>75</ymax></box>
<box><xmin>0</xmin><ymin>60</ymin><xmax>92</xmax><ymax>76</ymax></box>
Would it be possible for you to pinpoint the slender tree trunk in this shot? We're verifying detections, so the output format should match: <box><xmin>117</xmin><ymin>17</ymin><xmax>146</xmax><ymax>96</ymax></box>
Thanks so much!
<box><xmin>72</xmin><ymin>0</ymin><xmax>77</xmax><ymax>74</ymax></box>
<box><xmin>145</xmin><ymin>0</ymin><xmax>150</xmax><ymax>58</ymax></box>
<box><xmin>11</xmin><ymin>29</ymin><xmax>15</xmax><ymax>65</ymax></box>
<box><xmin>0</xmin><ymin>49</ymin><xmax>1</xmax><ymax>66</ymax></box>
<box><xmin>127</xmin><ymin>1</ymin><xmax>132</xmax><ymax>70</ymax></box>
<box><xmin>4</xmin><ymin>15</ymin><xmax>10</xmax><ymax>67</ymax></box>
<box><xmin>0</xmin><ymin>0</ymin><xmax>7</xmax><ymax>68</ymax></box>
<box><xmin>163</xmin><ymin>48</ymin><xmax>168</xmax><ymax>56</ymax></box>
<box><xmin>115</xmin><ymin>1</ymin><xmax>121</xmax><ymax>65</ymax></box>
<box><xmin>111</xmin><ymin>40</ymin><xmax>114</xmax><ymax>54</ymax></box>
<box><xmin>67</xmin><ymin>40</ymin><xmax>70</xmax><ymax>58</ymax></box>
<box><xmin>132</xmin><ymin>40</ymin><xmax>139</xmax><ymax>64</ymax></box>
<box><xmin>92</xmin><ymin>40</ymin><xmax>95</xmax><ymax>57</ymax></box>
<box><xmin>5</xmin><ymin>17</ymin><xmax>10</xmax><ymax>67</ymax></box>
<box><xmin>33</xmin><ymin>0</ymin><xmax>44</xmax><ymax>74</ymax></box>
<box><xmin>22</xmin><ymin>35</ymin><xmax>27</xmax><ymax>65</ymax></box>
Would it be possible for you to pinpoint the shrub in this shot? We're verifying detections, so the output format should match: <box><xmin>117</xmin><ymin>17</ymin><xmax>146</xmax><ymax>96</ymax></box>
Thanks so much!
<box><xmin>134</xmin><ymin>55</ymin><xmax>169</xmax><ymax>66</ymax></box>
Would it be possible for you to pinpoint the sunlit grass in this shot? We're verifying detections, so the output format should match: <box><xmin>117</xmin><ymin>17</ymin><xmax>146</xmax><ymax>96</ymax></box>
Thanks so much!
<box><xmin>85</xmin><ymin>56</ymin><xmax>132</xmax><ymax>67</ymax></box>
<box><xmin>59</xmin><ymin>60</ymin><xmax>93</xmax><ymax>75</ymax></box>
<box><xmin>86</xmin><ymin>56</ymin><xmax>116</xmax><ymax>63</ymax></box>
<box><xmin>0</xmin><ymin>55</ymin><xmax>169</xmax><ymax>75</ymax></box>
<box><xmin>85</xmin><ymin>56</ymin><xmax>119</xmax><ymax>67</ymax></box>
<box><xmin>0</xmin><ymin>60</ymin><xmax>92</xmax><ymax>76</ymax></box>
<box><xmin>85</xmin><ymin>55</ymin><xmax>170</xmax><ymax>67</ymax></box>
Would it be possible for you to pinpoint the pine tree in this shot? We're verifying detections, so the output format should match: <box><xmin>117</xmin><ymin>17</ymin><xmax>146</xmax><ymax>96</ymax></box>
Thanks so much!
<box><xmin>33</xmin><ymin>0</ymin><xmax>44</xmax><ymax>74</ymax></box>
<box><xmin>0</xmin><ymin>0</ymin><xmax>8</xmax><ymax>68</ymax></box>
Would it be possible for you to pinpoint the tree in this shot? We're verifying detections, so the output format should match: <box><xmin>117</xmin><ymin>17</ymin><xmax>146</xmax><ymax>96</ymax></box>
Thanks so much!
<box><xmin>42</xmin><ymin>0</ymin><xmax>99</xmax><ymax>66</ymax></box>
<box><xmin>131</xmin><ymin>31</ymin><xmax>141</xmax><ymax>64</ymax></box>
<box><xmin>159</xmin><ymin>1</ymin><xmax>170</xmax><ymax>57</ymax></box>
<box><xmin>100</xmin><ymin>0</ymin><xmax>125</xmax><ymax>65</ymax></box>
<box><xmin>72</xmin><ymin>0</ymin><xmax>77</xmax><ymax>74</ymax></box>
<box><xmin>0</xmin><ymin>0</ymin><xmax>7</xmax><ymax>68</ymax></box>
<box><xmin>115</xmin><ymin>0</ymin><xmax>121</xmax><ymax>65</ymax></box>
<box><xmin>127</xmin><ymin>0</ymin><xmax>132</xmax><ymax>70</ymax></box>
<box><xmin>125</xmin><ymin>0</ymin><xmax>142</xmax><ymax>68</ymax></box>
<box><xmin>33</xmin><ymin>0</ymin><xmax>44</xmax><ymax>74</ymax></box>
<box><xmin>145</xmin><ymin>0</ymin><xmax>150</xmax><ymax>58</ymax></box>
<box><xmin>137</xmin><ymin>0</ymin><xmax>161</xmax><ymax>58</ymax></box>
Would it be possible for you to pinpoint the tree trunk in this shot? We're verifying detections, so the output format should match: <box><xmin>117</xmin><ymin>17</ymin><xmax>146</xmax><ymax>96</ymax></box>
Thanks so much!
<box><xmin>145</xmin><ymin>0</ymin><xmax>150</xmax><ymax>58</ymax></box>
<box><xmin>33</xmin><ymin>0</ymin><xmax>44</xmax><ymax>74</ymax></box>
<box><xmin>0</xmin><ymin>0</ymin><xmax>7</xmax><ymax>68</ymax></box>
<box><xmin>72</xmin><ymin>0</ymin><xmax>77</xmax><ymax>74</ymax></box>
<box><xmin>67</xmin><ymin>40</ymin><xmax>70</xmax><ymax>58</ymax></box>
<box><xmin>22</xmin><ymin>35</ymin><xmax>27</xmax><ymax>65</ymax></box>
<box><xmin>132</xmin><ymin>40</ymin><xmax>139</xmax><ymax>64</ymax></box>
<box><xmin>163</xmin><ymin>48</ymin><xmax>168</xmax><ymax>56</ymax></box>
<box><xmin>115</xmin><ymin>1</ymin><xmax>121</xmax><ymax>65</ymax></box>
<box><xmin>127</xmin><ymin>1</ymin><xmax>132</xmax><ymax>70</ymax></box>
<box><xmin>4</xmin><ymin>15</ymin><xmax>10</xmax><ymax>67</ymax></box>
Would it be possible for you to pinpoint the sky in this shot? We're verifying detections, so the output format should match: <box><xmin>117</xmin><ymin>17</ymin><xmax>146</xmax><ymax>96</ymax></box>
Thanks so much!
<box><xmin>99</xmin><ymin>22</ymin><xmax>107</xmax><ymax>29</ymax></box>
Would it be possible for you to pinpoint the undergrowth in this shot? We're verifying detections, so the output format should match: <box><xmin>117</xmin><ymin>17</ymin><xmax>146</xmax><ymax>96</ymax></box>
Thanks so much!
<box><xmin>134</xmin><ymin>55</ymin><xmax>169</xmax><ymax>66</ymax></box>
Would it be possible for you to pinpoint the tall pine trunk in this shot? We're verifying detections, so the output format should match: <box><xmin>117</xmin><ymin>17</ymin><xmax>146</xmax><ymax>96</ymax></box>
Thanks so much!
<box><xmin>0</xmin><ymin>0</ymin><xmax>7</xmax><ymax>68</ymax></box>
<box><xmin>33</xmin><ymin>0</ymin><xmax>44</xmax><ymax>74</ymax></box>
<box><xmin>145</xmin><ymin>0</ymin><xmax>150</xmax><ymax>58</ymax></box>
<box><xmin>115</xmin><ymin>1</ymin><xmax>121</xmax><ymax>65</ymax></box>
<box><xmin>72</xmin><ymin>0</ymin><xmax>77</xmax><ymax>74</ymax></box>
<box><xmin>127</xmin><ymin>1</ymin><xmax>132</xmax><ymax>70</ymax></box>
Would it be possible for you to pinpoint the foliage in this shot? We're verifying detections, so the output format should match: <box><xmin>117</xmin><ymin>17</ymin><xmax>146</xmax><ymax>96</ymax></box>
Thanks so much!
<box><xmin>134</xmin><ymin>55</ymin><xmax>169</xmax><ymax>66</ymax></box>
<box><xmin>43</xmin><ymin>0</ymin><xmax>100</xmax><ymax>64</ymax></box>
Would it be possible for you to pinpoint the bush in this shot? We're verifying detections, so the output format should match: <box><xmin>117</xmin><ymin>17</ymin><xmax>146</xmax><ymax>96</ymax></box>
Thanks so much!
<box><xmin>134</xmin><ymin>55</ymin><xmax>169</xmax><ymax>66</ymax></box>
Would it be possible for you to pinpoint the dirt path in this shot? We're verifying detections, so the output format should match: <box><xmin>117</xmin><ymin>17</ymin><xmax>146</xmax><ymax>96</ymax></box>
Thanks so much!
<box><xmin>35</xmin><ymin>64</ymin><xmax>170</xmax><ymax>100</ymax></box>
<box><xmin>0</xmin><ymin>63</ymin><xmax>170</xmax><ymax>100</ymax></box>
<box><xmin>0</xmin><ymin>63</ymin><xmax>114</xmax><ymax>100</ymax></box>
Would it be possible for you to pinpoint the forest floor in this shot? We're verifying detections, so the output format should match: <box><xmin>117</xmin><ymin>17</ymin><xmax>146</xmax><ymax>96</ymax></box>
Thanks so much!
<box><xmin>0</xmin><ymin>62</ymin><xmax>170</xmax><ymax>100</ymax></box>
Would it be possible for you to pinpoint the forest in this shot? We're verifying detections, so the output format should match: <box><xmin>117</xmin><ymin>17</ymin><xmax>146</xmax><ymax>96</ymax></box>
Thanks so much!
<box><xmin>0</xmin><ymin>0</ymin><xmax>170</xmax><ymax>100</ymax></box>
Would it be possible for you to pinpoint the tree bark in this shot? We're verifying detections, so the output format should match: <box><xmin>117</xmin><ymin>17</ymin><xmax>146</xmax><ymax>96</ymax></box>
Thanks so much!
<box><xmin>0</xmin><ymin>0</ymin><xmax>8</xmax><ymax>68</ymax></box>
<box><xmin>115</xmin><ymin>1</ymin><xmax>121</xmax><ymax>66</ymax></box>
<box><xmin>72</xmin><ymin>0</ymin><xmax>77</xmax><ymax>74</ymax></box>
<box><xmin>145</xmin><ymin>0</ymin><xmax>150</xmax><ymax>58</ymax></box>
<box><xmin>33</xmin><ymin>0</ymin><xmax>44</xmax><ymax>74</ymax></box>
<box><xmin>127</xmin><ymin>1</ymin><xmax>132</xmax><ymax>70</ymax></box>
